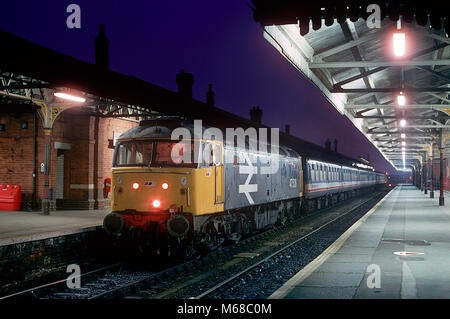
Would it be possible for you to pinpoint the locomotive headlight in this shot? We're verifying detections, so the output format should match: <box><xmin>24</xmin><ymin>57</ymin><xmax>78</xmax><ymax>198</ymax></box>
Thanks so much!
<box><xmin>132</xmin><ymin>182</ymin><xmax>140</xmax><ymax>190</ymax></box>
<box><xmin>161</xmin><ymin>182</ymin><xmax>169</xmax><ymax>190</ymax></box>
<box><xmin>152</xmin><ymin>200</ymin><xmax>161</xmax><ymax>208</ymax></box>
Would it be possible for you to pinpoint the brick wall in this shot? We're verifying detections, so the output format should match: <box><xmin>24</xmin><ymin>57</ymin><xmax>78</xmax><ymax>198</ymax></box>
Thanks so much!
<box><xmin>0</xmin><ymin>108</ymin><xmax>137</xmax><ymax>210</ymax></box>
<box><xmin>0</xmin><ymin>227</ymin><xmax>115</xmax><ymax>295</ymax></box>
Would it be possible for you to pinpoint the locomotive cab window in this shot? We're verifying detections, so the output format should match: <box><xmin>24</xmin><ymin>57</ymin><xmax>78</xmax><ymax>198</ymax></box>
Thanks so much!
<box><xmin>114</xmin><ymin>140</ymin><xmax>197</xmax><ymax>167</ymax></box>
<box><xmin>115</xmin><ymin>141</ymin><xmax>153</xmax><ymax>167</ymax></box>
<box><xmin>154</xmin><ymin>141</ymin><xmax>196</xmax><ymax>167</ymax></box>
<box><xmin>201</xmin><ymin>142</ymin><xmax>214</xmax><ymax>167</ymax></box>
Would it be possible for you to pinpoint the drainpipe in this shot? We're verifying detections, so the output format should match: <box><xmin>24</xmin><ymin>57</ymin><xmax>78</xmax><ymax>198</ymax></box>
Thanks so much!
<box><xmin>32</xmin><ymin>109</ymin><xmax>37</xmax><ymax>209</ymax></box>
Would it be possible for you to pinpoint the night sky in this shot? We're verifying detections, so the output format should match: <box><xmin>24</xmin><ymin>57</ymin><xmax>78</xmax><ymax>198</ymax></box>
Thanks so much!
<box><xmin>0</xmin><ymin>0</ymin><xmax>396</xmax><ymax>173</ymax></box>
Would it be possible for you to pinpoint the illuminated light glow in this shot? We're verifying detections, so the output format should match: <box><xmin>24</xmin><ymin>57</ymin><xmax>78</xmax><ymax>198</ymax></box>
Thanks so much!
<box><xmin>393</xmin><ymin>32</ymin><xmax>406</xmax><ymax>57</ymax></box>
<box><xmin>355</xmin><ymin>163</ymin><xmax>374</xmax><ymax>170</ymax></box>
<box><xmin>161</xmin><ymin>182</ymin><xmax>169</xmax><ymax>190</ymax></box>
<box><xmin>152</xmin><ymin>200</ymin><xmax>161</xmax><ymax>208</ymax></box>
<box><xmin>401</xmin><ymin>133</ymin><xmax>406</xmax><ymax>138</ymax></box>
<box><xmin>400</xmin><ymin>119</ymin><xmax>406</xmax><ymax>127</ymax></box>
<box><xmin>132</xmin><ymin>182</ymin><xmax>140</xmax><ymax>190</ymax></box>
<box><xmin>54</xmin><ymin>92</ymin><xmax>86</xmax><ymax>103</ymax></box>
<box><xmin>394</xmin><ymin>251</ymin><xmax>424</xmax><ymax>256</ymax></box>
<box><xmin>397</xmin><ymin>94</ymin><xmax>406</xmax><ymax>106</ymax></box>
<box><xmin>402</xmin><ymin>141</ymin><xmax>406</xmax><ymax>146</ymax></box>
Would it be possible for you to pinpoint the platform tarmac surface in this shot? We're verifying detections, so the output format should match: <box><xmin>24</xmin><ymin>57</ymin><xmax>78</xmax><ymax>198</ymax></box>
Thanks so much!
<box><xmin>0</xmin><ymin>209</ymin><xmax>109</xmax><ymax>246</ymax></box>
<box><xmin>271</xmin><ymin>184</ymin><xmax>450</xmax><ymax>299</ymax></box>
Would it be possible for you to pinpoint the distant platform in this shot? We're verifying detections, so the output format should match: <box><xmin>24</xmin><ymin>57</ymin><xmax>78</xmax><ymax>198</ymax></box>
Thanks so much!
<box><xmin>0</xmin><ymin>209</ymin><xmax>109</xmax><ymax>246</ymax></box>
<box><xmin>271</xmin><ymin>185</ymin><xmax>450</xmax><ymax>299</ymax></box>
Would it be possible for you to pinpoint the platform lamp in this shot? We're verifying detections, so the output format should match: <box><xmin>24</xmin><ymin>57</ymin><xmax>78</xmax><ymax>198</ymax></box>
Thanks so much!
<box><xmin>393</xmin><ymin>17</ymin><xmax>406</xmax><ymax>58</ymax></box>
<box><xmin>393</xmin><ymin>32</ymin><xmax>406</xmax><ymax>57</ymax></box>
<box><xmin>397</xmin><ymin>92</ymin><xmax>406</xmax><ymax>106</ymax></box>
<box><xmin>54</xmin><ymin>92</ymin><xmax>86</xmax><ymax>103</ymax></box>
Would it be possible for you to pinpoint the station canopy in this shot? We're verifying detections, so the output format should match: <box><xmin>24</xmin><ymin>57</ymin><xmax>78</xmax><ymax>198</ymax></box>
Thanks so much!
<box><xmin>252</xmin><ymin>0</ymin><xmax>450</xmax><ymax>171</ymax></box>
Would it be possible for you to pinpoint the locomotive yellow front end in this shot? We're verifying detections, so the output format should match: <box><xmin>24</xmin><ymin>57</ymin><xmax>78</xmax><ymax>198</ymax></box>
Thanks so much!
<box><xmin>103</xmin><ymin>121</ymin><xmax>224</xmax><ymax>255</ymax></box>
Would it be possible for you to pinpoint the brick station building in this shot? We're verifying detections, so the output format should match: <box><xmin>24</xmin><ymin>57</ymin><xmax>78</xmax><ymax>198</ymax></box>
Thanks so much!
<box><xmin>0</xmin><ymin>108</ymin><xmax>136</xmax><ymax>210</ymax></box>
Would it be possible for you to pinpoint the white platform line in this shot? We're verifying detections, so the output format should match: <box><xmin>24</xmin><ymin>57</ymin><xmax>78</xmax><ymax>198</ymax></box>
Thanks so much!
<box><xmin>269</xmin><ymin>188</ymin><xmax>396</xmax><ymax>299</ymax></box>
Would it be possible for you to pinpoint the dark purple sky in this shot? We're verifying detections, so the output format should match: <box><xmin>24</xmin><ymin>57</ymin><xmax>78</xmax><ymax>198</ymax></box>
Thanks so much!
<box><xmin>0</xmin><ymin>0</ymin><xmax>396</xmax><ymax>173</ymax></box>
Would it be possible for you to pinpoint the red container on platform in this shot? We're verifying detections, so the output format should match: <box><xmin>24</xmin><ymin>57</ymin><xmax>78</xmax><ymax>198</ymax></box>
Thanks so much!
<box><xmin>0</xmin><ymin>185</ymin><xmax>22</xmax><ymax>211</ymax></box>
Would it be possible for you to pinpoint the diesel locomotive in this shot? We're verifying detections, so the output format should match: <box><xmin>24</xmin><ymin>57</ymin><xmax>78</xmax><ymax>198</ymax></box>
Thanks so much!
<box><xmin>103</xmin><ymin>118</ymin><xmax>386</xmax><ymax>256</ymax></box>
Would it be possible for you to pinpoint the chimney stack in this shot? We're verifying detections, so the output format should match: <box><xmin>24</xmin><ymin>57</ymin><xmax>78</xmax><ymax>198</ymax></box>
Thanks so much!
<box><xmin>285</xmin><ymin>124</ymin><xmax>291</xmax><ymax>135</ymax></box>
<box><xmin>95</xmin><ymin>24</ymin><xmax>110</xmax><ymax>70</ymax></box>
<box><xmin>325</xmin><ymin>138</ymin><xmax>331</xmax><ymax>151</ymax></box>
<box><xmin>334</xmin><ymin>138</ymin><xmax>338</xmax><ymax>152</ymax></box>
<box><xmin>206</xmin><ymin>84</ymin><xmax>215</xmax><ymax>107</ymax></box>
<box><xmin>176</xmin><ymin>69</ymin><xmax>194</xmax><ymax>99</ymax></box>
<box><xmin>250</xmin><ymin>106</ymin><xmax>263</xmax><ymax>124</ymax></box>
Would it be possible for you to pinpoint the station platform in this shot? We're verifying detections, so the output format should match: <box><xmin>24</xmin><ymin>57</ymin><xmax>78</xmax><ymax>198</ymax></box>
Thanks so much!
<box><xmin>271</xmin><ymin>184</ymin><xmax>450</xmax><ymax>299</ymax></box>
<box><xmin>0</xmin><ymin>209</ymin><xmax>109</xmax><ymax>246</ymax></box>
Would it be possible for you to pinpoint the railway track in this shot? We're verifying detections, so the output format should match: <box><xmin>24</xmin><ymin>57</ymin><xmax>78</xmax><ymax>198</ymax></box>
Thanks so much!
<box><xmin>0</xmin><ymin>262</ymin><xmax>123</xmax><ymax>300</ymax></box>
<box><xmin>0</xmin><ymin>191</ymin><xmax>387</xmax><ymax>300</ymax></box>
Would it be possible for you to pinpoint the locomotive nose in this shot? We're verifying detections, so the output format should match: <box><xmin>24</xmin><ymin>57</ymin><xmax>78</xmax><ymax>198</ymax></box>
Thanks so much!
<box><xmin>103</xmin><ymin>212</ymin><xmax>124</xmax><ymax>236</ymax></box>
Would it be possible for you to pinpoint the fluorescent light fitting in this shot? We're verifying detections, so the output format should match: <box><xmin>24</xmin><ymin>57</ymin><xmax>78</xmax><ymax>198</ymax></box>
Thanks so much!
<box><xmin>393</xmin><ymin>32</ymin><xmax>406</xmax><ymax>57</ymax></box>
<box><xmin>54</xmin><ymin>92</ymin><xmax>86</xmax><ymax>103</ymax></box>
